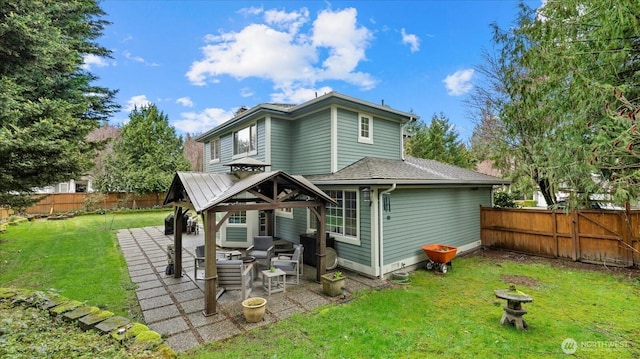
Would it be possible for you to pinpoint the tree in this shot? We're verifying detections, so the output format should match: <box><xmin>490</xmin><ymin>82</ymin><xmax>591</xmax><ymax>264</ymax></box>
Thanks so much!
<box><xmin>95</xmin><ymin>104</ymin><xmax>191</xmax><ymax>199</ymax></box>
<box><xmin>405</xmin><ymin>113</ymin><xmax>475</xmax><ymax>169</ymax></box>
<box><xmin>0</xmin><ymin>0</ymin><xmax>117</xmax><ymax>208</ymax></box>
<box><xmin>472</xmin><ymin>0</ymin><xmax>640</xmax><ymax>207</ymax></box>
<box><xmin>183</xmin><ymin>133</ymin><xmax>204</xmax><ymax>171</ymax></box>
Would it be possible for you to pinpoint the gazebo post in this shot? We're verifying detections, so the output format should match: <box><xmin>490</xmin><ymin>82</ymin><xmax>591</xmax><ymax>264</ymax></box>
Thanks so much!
<box><xmin>173</xmin><ymin>206</ymin><xmax>183</xmax><ymax>278</ymax></box>
<box><xmin>315</xmin><ymin>204</ymin><xmax>327</xmax><ymax>282</ymax></box>
<box><xmin>203</xmin><ymin>209</ymin><xmax>218</xmax><ymax>316</ymax></box>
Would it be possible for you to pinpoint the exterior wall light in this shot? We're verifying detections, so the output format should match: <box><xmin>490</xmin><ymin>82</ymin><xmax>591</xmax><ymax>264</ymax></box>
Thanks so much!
<box><xmin>360</xmin><ymin>186</ymin><xmax>371</xmax><ymax>202</ymax></box>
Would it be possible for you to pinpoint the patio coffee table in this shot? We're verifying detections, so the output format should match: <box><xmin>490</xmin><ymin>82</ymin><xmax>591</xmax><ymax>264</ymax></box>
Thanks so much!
<box><xmin>261</xmin><ymin>268</ymin><xmax>286</xmax><ymax>296</ymax></box>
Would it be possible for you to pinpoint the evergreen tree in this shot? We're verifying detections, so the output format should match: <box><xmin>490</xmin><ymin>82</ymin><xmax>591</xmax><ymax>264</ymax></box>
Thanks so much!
<box><xmin>0</xmin><ymin>0</ymin><xmax>117</xmax><ymax>208</ymax></box>
<box><xmin>405</xmin><ymin>113</ymin><xmax>474</xmax><ymax>169</ymax></box>
<box><xmin>96</xmin><ymin>104</ymin><xmax>191</xmax><ymax>198</ymax></box>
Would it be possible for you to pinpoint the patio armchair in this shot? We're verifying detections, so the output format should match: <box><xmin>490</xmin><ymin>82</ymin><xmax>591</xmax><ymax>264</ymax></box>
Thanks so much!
<box><xmin>248</xmin><ymin>236</ymin><xmax>274</xmax><ymax>270</ymax></box>
<box><xmin>216</xmin><ymin>259</ymin><xmax>253</xmax><ymax>300</ymax></box>
<box><xmin>194</xmin><ymin>245</ymin><xmax>229</xmax><ymax>280</ymax></box>
<box><xmin>271</xmin><ymin>244</ymin><xmax>304</xmax><ymax>285</ymax></box>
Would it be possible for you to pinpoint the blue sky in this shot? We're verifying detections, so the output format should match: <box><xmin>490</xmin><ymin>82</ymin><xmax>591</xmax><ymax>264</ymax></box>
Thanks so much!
<box><xmin>87</xmin><ymin>0</ymin><xmax>541</xmax><ymax>142</ymax></box>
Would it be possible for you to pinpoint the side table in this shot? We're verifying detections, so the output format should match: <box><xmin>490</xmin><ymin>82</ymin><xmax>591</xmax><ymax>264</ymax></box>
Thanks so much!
<box><xmin>261</xmin><ymin>268</ymin><xmax>286</xmax><ymax>296</ymax></box>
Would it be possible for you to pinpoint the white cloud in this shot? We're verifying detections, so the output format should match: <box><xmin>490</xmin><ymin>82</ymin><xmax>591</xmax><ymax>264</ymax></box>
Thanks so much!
<box><xmin>82</xmin><ymin>54</ymin><xmax>109</xmax><ymax>70</ymax></box>
<box><xmin>238</xmin><ymin>6</ymin><xmax>263</xmax><ymax>16</ymax></box>
<box><xmin>270</xmin><ymin>86</ymin><xmax>333</xmax><ymax>104</ymax></box>
<box><xmin>186</xmin><ymin>7</ymin><xmax>376</xmax><ymax>101</ymax></box>
<box><xmin>125</xmin><ymin>95</ymin><xmax>151</xmax><ymax>112</ymax></box>
<box><xmin>173</xmin><ymin>108</ymin><xmax>236</xmax><ymax>133</ymax></box>
<box><xmin>264</xmin><ymin>8</ymin><xmax>309</xmax><ymax>34</ymax></box>
<box><xmin>123</xmin><ymin>51</ymin><xmax>159</xmax><ymax>67</ymax></box>
<box><xmin>240</xmin><ymin>87</ymin><xmax>254</xmax><ymax>98</ymax></box>
<box><xmin>176</xmin><ymin>97</ymin><xmax>194</xmax><ymax>107</ymax></box>
<box><xmin>443</xmin><ymin>69</ymin><xmax>475</xmax><ymax>96</ymax></box>
<box><xmin>311</xmin><ymin>8</ymin><xmax>375</xmax><ymax>87</ymax></box>
<box><xmin>401</xmin><ymin>28</ymin><xmax>420</xmax><ymax>53</ymax></box>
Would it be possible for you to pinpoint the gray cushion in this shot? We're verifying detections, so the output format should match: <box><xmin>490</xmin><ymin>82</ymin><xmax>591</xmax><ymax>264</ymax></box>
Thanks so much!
<box><xmin>273</xmin><ymin>261</ymin><xmax>295</xmax><ymax>271</ymax></box>
<box><xmin>250</xmin><ymin>250</ymin><xmax>269</xmax><ymax>258</ymax></box>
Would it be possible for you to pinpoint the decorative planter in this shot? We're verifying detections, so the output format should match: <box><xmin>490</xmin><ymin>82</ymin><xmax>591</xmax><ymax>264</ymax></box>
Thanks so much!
<box><xmin>321</xmin><ymin>273</ymin><xmax>346</xmax><ymax>297</ymax></box>
<box><xmin>241</xmin><ymin>297</ymin><xmax>267</xmax><ymax>323</ymax></box>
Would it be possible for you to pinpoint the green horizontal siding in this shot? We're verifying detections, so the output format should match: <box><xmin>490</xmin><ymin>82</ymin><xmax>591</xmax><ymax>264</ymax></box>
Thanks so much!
<box><xmin>337</xmin><ymin>108</ymin><xmax>402</xmax><ymax>170</ymax></box>
<box><xmin>226</xmin><ymin>227</ymin><xmax>247</xmax><ymax>243</ymax></box>
<box><xmin>291</xmin><ymin>109</ymin><xmax>331</xmax><ymax>175</ymax></box>
<box><xmin>275</xmin><ymin>208</ymin><xmax>307</xmax><ymax>244</ymax></box>
<box><xmin>382</xmin><ymin>187</ymin><xmax>492</xmax><ymax>265</ymax></box>
<box><xmin>334</xmin><ymin>193</ymin><xmax>372</xmax><ymax>266</ymax></box>
<box><xmin>270</xmin><ymin>118</ymin><xmax>292</xmax><ymax>172</ymax></box>
<box><xmin>204</xmin><ymin>119</ymin><xmax>265</xmax><ymax>174</ymax></box>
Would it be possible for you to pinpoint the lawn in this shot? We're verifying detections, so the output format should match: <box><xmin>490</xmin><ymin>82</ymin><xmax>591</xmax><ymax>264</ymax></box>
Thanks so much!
<box><xmin>0</xmin><ymin>211</ymin><xmax>171</xmax><ymax>319</ymax></box>
<box><xmin>1</xmin><ymin>213</ymin><xmax>638</xmax><ymax>358</ymax></box>
<box><xmin>184</xmin><ymin>253</ymin><xmax>639</xmax><ymax>359</ymax></box>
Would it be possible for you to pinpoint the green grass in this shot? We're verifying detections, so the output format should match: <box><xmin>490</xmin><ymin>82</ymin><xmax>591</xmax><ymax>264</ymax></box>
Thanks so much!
<box><xmin>1</xmin><ymin>213</ymin><xmax>638</xmax><ymax>358</ymax></box>
<box><xmin>184</xmin><ymin>255</ymin><xmax>639</xmax><ymax>359</ymax></box>
<box><xmin>0</xmin><ymin>211</ymin><xmax>171</xmax><ymax>318</ymax></box>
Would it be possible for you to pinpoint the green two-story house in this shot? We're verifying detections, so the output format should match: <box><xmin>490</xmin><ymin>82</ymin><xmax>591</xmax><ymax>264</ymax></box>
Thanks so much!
<box><xmin>195</xmin><ymin>92</ymin><xmax>505</xmax><ymax>278</ymax></box>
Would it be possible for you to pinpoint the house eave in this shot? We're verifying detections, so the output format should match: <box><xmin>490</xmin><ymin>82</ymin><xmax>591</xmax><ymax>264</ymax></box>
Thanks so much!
<box><xmin>309</xmin><ymin>179</ymin><xmax>509</xmax><ymax>187</ymax></box>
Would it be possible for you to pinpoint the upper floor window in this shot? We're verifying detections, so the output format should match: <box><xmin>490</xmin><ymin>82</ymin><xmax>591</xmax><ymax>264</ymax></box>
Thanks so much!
<box><xmin>210</xmin><ymin>138</ymin><xmax>220</xmax><ymax>163</ymax></box>
<box><xmin>358</xmin><ymin>114</ymin><xmax>373</xmax><ymax>144</ymax></box>
<box><xmin>233</xmin><ymin>123</ymin><xmax>257</xmax><ymax>156</ymax></box>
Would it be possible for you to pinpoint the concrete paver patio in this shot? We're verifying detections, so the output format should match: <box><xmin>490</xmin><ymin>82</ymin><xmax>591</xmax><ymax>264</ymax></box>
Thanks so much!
<box><xmin>117</xmin><ymin>226</ymin><xmax>389</xmax><ymax>352</ymax></box>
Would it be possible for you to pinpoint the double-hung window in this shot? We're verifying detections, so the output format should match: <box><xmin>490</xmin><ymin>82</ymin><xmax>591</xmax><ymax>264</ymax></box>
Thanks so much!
<box><xmin>209</xmin><ymin>138</ymin><xmax>220</xmax><ymax>163</ymax></box>
<box><xmin>233</xmin><ymin>123</ymin><xmax>257</xmax><ymax>157</ymax></box>
<box><xmin>325</xmin><ymin>190</ymin><xmax>358</xmax><ymax>242</ymax></box>
<box><xmin>358</xmin><ymin>114</ymin><xmax>373</xmax><ymax>144</ymax></box>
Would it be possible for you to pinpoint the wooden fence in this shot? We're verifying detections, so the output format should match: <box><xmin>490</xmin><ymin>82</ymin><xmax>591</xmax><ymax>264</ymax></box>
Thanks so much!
<box><xmin>481</xmin><ymin>207</ymin><xmax>640</xmax><ymax>267</ymax></box>
<box><xmin>24</xmin><ymin>192</ymin><xmax>165</xmax><ymax>215</ymax></box>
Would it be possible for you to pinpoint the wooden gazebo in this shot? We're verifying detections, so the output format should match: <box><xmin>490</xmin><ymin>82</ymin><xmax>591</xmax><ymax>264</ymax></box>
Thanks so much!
<box><xmin>163</xmin><ymin>169</ymin><xmax>336</xmax><ymax>316</ymax></box>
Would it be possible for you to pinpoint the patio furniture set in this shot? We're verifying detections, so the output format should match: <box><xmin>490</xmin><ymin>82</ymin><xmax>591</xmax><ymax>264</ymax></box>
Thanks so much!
<box><xmin>193</xmin><ymin>236</ymin><xmax>304</xmax><ymax>299</ymax></box>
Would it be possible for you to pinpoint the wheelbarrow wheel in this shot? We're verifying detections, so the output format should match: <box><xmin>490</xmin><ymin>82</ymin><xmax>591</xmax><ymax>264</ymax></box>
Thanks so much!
<box><xmin>426</xmin><ymin>260</ymin><xmax>434</xmax><ymax>270</ymax></box>
<box><xmin>440</xmin><ymin>263</ymin><xmax>448</xmax><ymax>274</ymax></box>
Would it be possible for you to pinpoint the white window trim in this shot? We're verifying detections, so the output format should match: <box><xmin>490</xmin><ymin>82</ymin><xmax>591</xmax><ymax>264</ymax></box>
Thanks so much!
<box><xmin>276</xmin><ymin>207</ymin><xmax>294</xmax><ymax>219</ymax></box>
<box><xmin>227</xmin><ymin>211</ymin><xmax>247</xmax><ymax>227</ymax></box>
<box><xmin>232</xmin><ymin>122</ymin><xmax>258</xmax><ymax>159</ymax></box>
<box><xmin>209</xmin><ymin>137</ymin><xmax>220</xmax><ymax>164</ymax></box>
<box><xmin>358</xmin><ymin>113</ymin><xmax>373</xmax><ymax>144</ymax></box>
<box><xmin>310</xmin><ymin>189</ymin><xmax>361</xmax><ymax>246</ymax></box>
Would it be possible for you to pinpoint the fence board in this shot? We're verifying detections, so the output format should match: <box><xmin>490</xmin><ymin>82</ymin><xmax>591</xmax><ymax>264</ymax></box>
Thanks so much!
<box><xmin>24</xmin><ymin>193</ymin><xmax>164</xmax><ymax>215</ymax></box>
<box><xmin>481</xmin><ymin>207</ymin><xmax>638</xmax><ymax>267</ymax></box>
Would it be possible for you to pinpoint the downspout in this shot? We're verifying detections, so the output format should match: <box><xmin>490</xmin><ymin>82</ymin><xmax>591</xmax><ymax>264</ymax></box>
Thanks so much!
<box><xmin>378</xmin><ymin>183</ymin><xmax>397</xmax><ymax>279</ymax></box>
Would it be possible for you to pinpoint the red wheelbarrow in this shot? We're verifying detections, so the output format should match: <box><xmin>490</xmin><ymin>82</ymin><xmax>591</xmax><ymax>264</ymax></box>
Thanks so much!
<box><xmin>421</xmin><ymin>244</ymin><xmax>457</xmax><ymax>274</ymax></box>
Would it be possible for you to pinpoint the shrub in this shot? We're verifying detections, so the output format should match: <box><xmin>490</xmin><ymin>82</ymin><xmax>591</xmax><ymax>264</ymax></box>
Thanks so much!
<box><xmin>493</xmin><ymin>191</ymin><xmax>519</xmax><ymax>208</ymax></box>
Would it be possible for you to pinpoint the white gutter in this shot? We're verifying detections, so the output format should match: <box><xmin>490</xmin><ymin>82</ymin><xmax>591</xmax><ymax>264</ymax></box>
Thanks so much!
<box><xmin>378</xmin><ymin>183</ymin><xmax>397</xmax><ymax>279</ymax></box>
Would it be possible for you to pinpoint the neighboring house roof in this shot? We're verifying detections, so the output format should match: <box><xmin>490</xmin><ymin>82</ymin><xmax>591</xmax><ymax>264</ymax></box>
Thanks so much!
<box><xmin>475</xmin><ymin>160</ymin><xmax>502</xmax><ymax>178</ymax></box>
<box><xmin>306</xmin><ymin>156</ymin><xmax>509</xmax><ymax>186</ymax></box>
<box><xmin>195</xmin><ymin>91</ymin><xmax>419</xmax><ymax>142</ymax></box>
<box><xmin>163</xmin><ymin>170</ymin><xmax>336</xmax><ymax>213</ymax></box>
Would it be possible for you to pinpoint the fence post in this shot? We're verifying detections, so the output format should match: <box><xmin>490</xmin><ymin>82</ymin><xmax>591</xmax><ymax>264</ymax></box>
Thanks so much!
<box><xmin>571</xmin><ymin>210</ymin><xmax>580</xmax><ymax>261</ymax></box>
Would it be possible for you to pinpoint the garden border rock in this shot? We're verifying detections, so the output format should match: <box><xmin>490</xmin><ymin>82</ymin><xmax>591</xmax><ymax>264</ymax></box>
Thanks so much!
<box><xmin>0</xmin><ymin>287</ymin><xmax>175</xmax><ymax>358</ymax></box>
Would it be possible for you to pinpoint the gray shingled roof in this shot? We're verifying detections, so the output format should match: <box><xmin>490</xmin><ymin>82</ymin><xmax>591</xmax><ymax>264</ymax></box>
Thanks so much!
<box><xmin>306</xmin><ymin>156</ymin><xmax>508</xmax><ymax>185</ymax></box>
